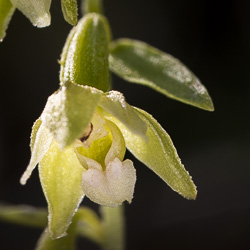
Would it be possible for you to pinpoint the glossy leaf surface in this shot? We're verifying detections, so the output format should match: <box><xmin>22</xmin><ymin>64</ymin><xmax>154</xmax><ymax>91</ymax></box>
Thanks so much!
<box><xmin>39</xmin><ymin>141</ymin><xmax>84</xmax><ymax>239</ymax></box>
<box><xmin>113</xmin><ymin>107</ymin><xmax>197</xmax><ymax>199</ymax></box>
<box><xmin>109</xmin><ymin>39</ymin><xmax>214</xmax><ymax>111</ymax></box>
<box><xmin>41</xmin><ymin>81</ymin><xmax>102</xmax><ymax>148</ymax></box>
<box><xmin>61</xmin><ymin>13</ymin><xmax>110</xmax><ymax>91</ymax></box>
<box><xmin>0</xmin><ymin>0</ymin><xmax>15</xmax><ymax>41</ymax></box>
<box><xmin>61</xmin><ymin>0</ymin><xmax>78</xmax><ymax>26</ymax></box>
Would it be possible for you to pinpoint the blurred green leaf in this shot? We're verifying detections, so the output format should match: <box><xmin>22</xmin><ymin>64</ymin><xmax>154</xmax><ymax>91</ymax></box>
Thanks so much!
<box><xmin>0</xmin><ymin>0</ymin><xmax>15</xmax><ymax>41</ymax></box>
<box><xmin>39</xmin><ymin>141</ymin><xmax>84</xmax><ymax>239</ymax></box>
<box><xmin>41</xmin><ymin>81</ymin><xmax>102</xmax><ymax>148</ymax></box>
<box><xmin>76</xmin><ymin>207</ymin><xmax>103</xmax><ymax>244</ymax></box>
<box><xmin>60</xmin><ymin>13</ymin><xmax>111</xmax><ymax>91</ymax></box>
<box><xmin>0</xmin><ymin>204</ymin><xmax>47</xmax><ymax>228</ymax></box>
<box><xmin>10</xmin><ymin>0</ymin><xmax>51</xmax><ymax>27</ymax></box>
<box><xmin>61</xmin><ymin>0</ymin><xmax>78</xmax><ymax>26</ymax></box>
<box><xmin>109</xmin><ymin>39</ymin><xmax>214</xmax><ymax>111</ymax></box>
<box><xmin>99</xmin><ymin>91</ymin><xmax>147</xmax><ymax>139</ymax></box>
<box><xmin>112</xmin><ymin>107</ymin><xmax>197</xmax><ymax>200</ymax></box>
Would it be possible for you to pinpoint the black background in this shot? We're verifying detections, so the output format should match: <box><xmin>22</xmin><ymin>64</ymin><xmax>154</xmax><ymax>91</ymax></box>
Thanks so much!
<box><xmin>0</xmin><ymin>0</ymin><xmax>250</xmax><ymax>249</ymax></box>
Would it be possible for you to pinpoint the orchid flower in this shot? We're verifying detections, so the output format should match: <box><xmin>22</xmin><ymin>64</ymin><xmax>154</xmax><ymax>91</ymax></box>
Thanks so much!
<box><xmin>19</xmin><ymin>10</ymin><xmax>213</xmax><ymax>240</ymax></box>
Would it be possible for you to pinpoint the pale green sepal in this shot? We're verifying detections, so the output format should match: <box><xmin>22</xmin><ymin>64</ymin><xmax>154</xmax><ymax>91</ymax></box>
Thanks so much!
<box><xmin>82</xmin><ymin>0</ymin><xmax>103</xmax><ymax>15</ymax></box>
<box><xmin>61</xmin><ymin>0</ymin><xmax>78</xmax><ymax>26</ymax></box>
<box><xmin>61</xmin><ymin>13</ymin><xmax>111</xmax><ymax>91</ymax></box>
<box><xmin>104</xmin><ymin>119</ymin><xmax>126</xmax><ymax>165</ymax></box>
<box><xmin>20</xmin><ymin>119</ymin><xmax>53</xmax><ymax>185</ymax></box>
<box><xmin>109</xmin><ymin>39</ymin><xmax>214</xmax><ymax>111</ymax></box>
<box><xmin>10</xmin><ymin>0</ymin><xmax>51</xmax><ymax>27</ymax></box>
<box><xmin>0</xmin><ymin>0</ymin><xmax>15</xmax><ymax>41</ymax></box>
<box><xmin>99</xmin><ymin>91</ymin><xmax>147</xmax><ymax>139</ymax></box>
<box><xmin>76</xmin><ymin>207</ymin><xmax>103</xmax><ymax>244</ymax></box>
<box><xmin>41</xmin><ymin>81</ymin><xmax>102</xmax><ymax>148</ymax></box>
<box><xmin>39</xmin><ymin>141</ymin><xmax>85</xmax><ymax>239</ymax></box>
<box><xmin>35</xmin><ymin>224</ymin><xmax>76</xmax><ymax>250</ymax></box>
<box><xmin>0</xmin><ymin>204</ymin><xmax>47</xmax><ymax>228</ymax></box>
<box><xmin>113</xmin><ymin>107</ymin><xmax>197</xmax><ymax>200</ymax></box>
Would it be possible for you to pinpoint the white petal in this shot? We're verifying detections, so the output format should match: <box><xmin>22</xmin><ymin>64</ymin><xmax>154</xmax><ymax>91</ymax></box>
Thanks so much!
<box><xmin>106</xmin><ymin>158</ymin><xmax>136</xmax><ymax>204</ymax></box>
<box><xmin>10</xmin><ymin>0</ymin><xmax>51</xmax><ymax>27</ymax></box>
<box><xmin>81</xmin><ymin>157</ymin><xmax>136</xmax><ymax>206</ymax></box>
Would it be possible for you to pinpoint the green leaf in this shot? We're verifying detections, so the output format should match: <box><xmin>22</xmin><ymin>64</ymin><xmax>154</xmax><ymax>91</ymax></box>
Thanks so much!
<box><xmin>82</xmin><ymin>0</ymin><xmax>103</xmax><ymax>14</ymax></box>
<box><xmin>61</xmin><ymin>0</ymin><xmax>78</xmax><ymax>26</ymax></box>
<box><xmin>0</xmin><ymin>204</ymin><xmax>47</xmax><ymax>228</ymax></box>
<box><xmin>20</xmin><ymin>119</ymin><xmax>53</xmax><ymax>185</ymax></box>
<box><xmin>60</xmin><ymin>13</ymin><xmax>111</xmax><ymax>91</ymax></box>
<box><xmin>39</xmin><ymin>141</ymin><xmax>85</xmax><ymax>239</ymax></box>
<box><xmin>35</xmin><ymin>225</ymin><xmax>76</xmax><ymax>250</ymax></box>
<box><xmin>41</xmin><ymin>81</ymin><xmax>102</xmax><ymax>148</ymax></box>
<box><xmin>0</xmin><ymin>0</ymin><xmax>15</xmax><ymax>41</ymax></box>
<box><xmin>98</xmin><ymin>91</ymin><xmax>147</xmax><ymax>139</ymax></box>
<box><xmin>109</xmin><ymin>39</ymin><xmax>214</xmax><ymax>111</ymax></box>
<box><xmin>113</xmin><ymin>107</ymin><xmax>197</xmax><ymax>200</ymax></box>
<box><xmin>10</xmin><ymin>0</ymin><xmax>51</xmax><ymax>27</ymax></box>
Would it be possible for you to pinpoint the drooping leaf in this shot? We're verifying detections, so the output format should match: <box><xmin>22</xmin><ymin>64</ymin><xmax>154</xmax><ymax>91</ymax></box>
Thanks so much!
<box><xmin>113</xmin><ymin>107</ymin><xmax>197</xmax><ymax>200</ymax></box>
<box><xmin>109</xmin><ymin>39</ymin><xmax>214</xmax><ymax>111</ymax></box>
<box><xmin>61</xmin><ymin>0</ymin><xmax>78</xmax><ymax>26</ymax></box>
<box><xmin>41</xmin><ymin>81</ymin><xmax>102</xmax><ymax>148</ymax></box>
<box><xmin>99</xmin><ymin>91</ymin><xmax>147</xmax><ymax>139</ymax></box>
<box><xmin>0</xmin><ymin>204</ymin><xmax>47</xmax><ymax>228</ymax></box>
<box><xmin>20</xmin><ymin>119</ymin><xmax>53</xmax><ymax>185</ymax></box>
<box><xmin>0</xmin><ymin>0</ymin><xmax>15</xmax><ymax>41</ymax></box>
<box><xmin>61</xmin><ymin>13</ymin><xmax>111</xmax><ymax>91</ymax></box>
<box><xmin>10</xmin><ymin>0</ymin><xmax>51</xmax><ymax>27</ymax></box>
<box><xmin>39</xmin><ymin>141</ymin><xmax>85</xmax><ymax>239</ymax></box>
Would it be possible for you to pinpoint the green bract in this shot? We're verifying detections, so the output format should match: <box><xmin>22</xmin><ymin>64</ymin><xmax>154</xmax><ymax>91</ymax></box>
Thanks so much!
<box><xmin>61</xmin><ymin>0</ymin><xmax>78</xmax><ymax>26</ymax></box>
<box><xmin>109</xmin><ymin>39</ymin><xmax>214</xmax><ymax>111</ymax></box>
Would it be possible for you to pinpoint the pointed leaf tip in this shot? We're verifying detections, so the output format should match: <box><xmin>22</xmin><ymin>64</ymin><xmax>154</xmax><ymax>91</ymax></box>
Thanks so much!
<box><xmin>109</xmin><ymin>39</ymin><xmax>214</xmax><ymax>111</ymax></box>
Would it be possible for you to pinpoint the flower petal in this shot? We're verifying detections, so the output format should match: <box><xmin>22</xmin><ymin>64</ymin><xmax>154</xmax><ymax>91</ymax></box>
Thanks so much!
<box><xmin>20</xmin><ymin>118</ymin><xmax>52</xmax><ymax>185</ymax></box>
<box><xmin>81</xmin><ymin>157</ymin><xmax>136</xmax><ymax>206</ymax></box>
<box><xmin>10</xmin><ymin>0</ymin><xmax>51</xmax><ymax>27</ymax></box>
<box><xmin>99</xmin><ymin>91</ymin><xmax>147</xmax><ymax>139</ymax></box>
<box><xmin>39</xmin><ymin>141</ymin><xmax>84</xmax><ymax>239</ymax></box>
<box><xmin>41</xmin><ymin>81</ymin><xmax>102</xmax><ymax>148</ymax></box>
<box><xmin>112</xmin><ymin>107</ymin><xmax>197</xmax><ymax>200</ymax></box>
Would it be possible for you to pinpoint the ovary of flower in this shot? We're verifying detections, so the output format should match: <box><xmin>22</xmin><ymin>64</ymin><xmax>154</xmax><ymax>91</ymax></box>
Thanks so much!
<box><xmin>81</xmin><ymin>157</ymin><xmax>136</xmax><ymax>207</ymax></box>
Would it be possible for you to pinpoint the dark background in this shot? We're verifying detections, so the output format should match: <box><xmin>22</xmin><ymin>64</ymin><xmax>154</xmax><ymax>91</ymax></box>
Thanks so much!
<box><xmin>0</xmin><ymin>0</ymin><xmax>250</xmax><ymax>249</ymax></box>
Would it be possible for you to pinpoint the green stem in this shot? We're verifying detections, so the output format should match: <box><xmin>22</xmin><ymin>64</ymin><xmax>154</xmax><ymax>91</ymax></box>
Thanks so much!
<box><xmin>82</xmin><ymin>0</ymin><xmax>104</xmax><ymax>14</ymax></box>
<box><xmin>100</xmin><ymin>205</ymin><xmax>125</xmax><ymax>250</ymax></box>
